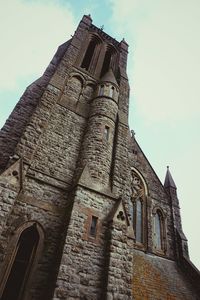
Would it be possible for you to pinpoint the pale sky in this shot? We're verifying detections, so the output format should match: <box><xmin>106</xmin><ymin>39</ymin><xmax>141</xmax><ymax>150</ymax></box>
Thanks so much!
<box><xmin>0</xmin><ymin>0</ymin><xmax>200</xmax><ymax>270</ymax></box>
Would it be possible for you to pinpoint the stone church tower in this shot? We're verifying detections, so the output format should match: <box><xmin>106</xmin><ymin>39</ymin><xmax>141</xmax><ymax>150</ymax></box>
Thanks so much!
<box><xmin>0</xmin><ymin>15</ymin><xmax>199</xmax><ymax>300</ymax></box>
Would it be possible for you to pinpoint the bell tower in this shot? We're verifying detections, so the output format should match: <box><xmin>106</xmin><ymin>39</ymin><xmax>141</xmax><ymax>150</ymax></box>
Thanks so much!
<box><xmin>0</xmin><ymin>14</ymin><xmax>199</xmax><ymax>300</ymax></box>
<box><xmin>0</xmin><ymin>15</ymin><xmax>133</xmax><ymax>300</ymax></box>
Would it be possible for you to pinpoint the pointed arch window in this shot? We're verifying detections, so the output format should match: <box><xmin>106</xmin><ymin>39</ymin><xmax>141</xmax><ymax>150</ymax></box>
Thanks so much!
<box><xmin>0</xmin><ymin>223</ymin><xmax>44</xmax><ymax>300</ymax></box>
<box><xmin>155</xmin><ymin>212</ymin><xmax>162</xmax><ymax>249</ymax></box>
<box><xmin>100</xmin><ymin>46</ymin><xmax>117</xmax><ymax>77</ymax></box>
<box><xmin>133</xmin><ymin>198</ymin><xmax>143</xmax><ymax>243</ymax></box>
<box><xmin>81</xmin><ymin>36</ymin><xmax>101</xmax><ymax>72</ymax></box>
<box><xmin>153</xmin><ymin>209</ymin><xmax>166</xmax><ymax>253</ymax></box>
<box><xmin>131</xmin><ymin>169</ymin><xmax>147</xmax><ymax>248</ymax></box>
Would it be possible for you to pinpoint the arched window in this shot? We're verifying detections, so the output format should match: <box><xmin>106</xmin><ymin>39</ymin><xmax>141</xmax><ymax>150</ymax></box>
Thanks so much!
<box><xmin>133</xmin><ymin>198</ymin><xmax>143</xmax><ymax>243</ymax></box>
<box><xmin>100</xmin><ymin>46</ymin><xmax>117</xmax><ymax>77</ymax></box>
<box><xmin>0</xmin><ymin>223</ymin><xmax>44</xmax><ymax>300</ymax></box>
<box><xmin>81</xmin><ymin>36</ymin><xmax>101</xmax><ymax>72</ymax></box>
<box><xmin>153</xmin><ymin>209</ymin><xmax>166</xmax><ymax>253</ymax></box>
<box><xmin>131</xmin><ymin>169</ymin><xmax>148</xmax><ymax>248</ymax></box>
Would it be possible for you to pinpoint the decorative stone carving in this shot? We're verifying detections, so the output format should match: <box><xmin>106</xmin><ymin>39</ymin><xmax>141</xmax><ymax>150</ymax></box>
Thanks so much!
<box><xmin>131</xmin><ymin>170</ymin><xmax>144</xmax><ymax>199</ymax></box>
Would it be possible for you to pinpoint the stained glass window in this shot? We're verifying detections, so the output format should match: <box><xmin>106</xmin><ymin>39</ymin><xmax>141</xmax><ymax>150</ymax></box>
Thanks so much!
<box><xmin>135</xmin><ymin>199</ymin><xmax>143</xmax><ymax>243</ymax></box>
<box><xmin>154</xmin><ymin>211</ymin><xmax>162</xmax><ymax>250</ymax></box>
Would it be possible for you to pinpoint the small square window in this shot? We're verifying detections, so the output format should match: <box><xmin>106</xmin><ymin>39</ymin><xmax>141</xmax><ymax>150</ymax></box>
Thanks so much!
<box><xmin>90</xmin><ymin>216</ymin><xmax>98</xmax><ymax>237</ymax></box>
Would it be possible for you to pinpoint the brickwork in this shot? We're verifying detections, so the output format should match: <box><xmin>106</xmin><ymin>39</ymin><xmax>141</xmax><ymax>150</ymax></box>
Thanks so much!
<box><xmin>132</xmin><ymin>250</ymin><xmax>197</xmax><ymax>300</ymax></box>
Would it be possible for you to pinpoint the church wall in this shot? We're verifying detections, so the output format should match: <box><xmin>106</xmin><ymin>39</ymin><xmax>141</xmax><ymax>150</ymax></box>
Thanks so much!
<box><xmin>132</xmin><ymin>250</ymin><xmax>197</xmax><ymax>300</ymax></box>
<box><xmin>53</xmin><ymin>186</ymin><xmax>114</xmax><ymax>299</ymax></box>
<box><xmin>128</xmin><ymin>136</ymin><xmax>176</xmax><ymax>259</ymax></box>
<box><xmin>29</xmin><ymin>103</ymin><xmax>87</xmax><ymax>185</ymax></box>
<box><xmin>0</xmin><ymin>40</ymin><xmax>70</xmax><ymax>173</ymax></box>
<box><xmin>53</xmin><ymin>186</ymin><xmax>133</xmax><ymax>300</ymax></box>
<box><xmin>0</xmin><ymin>170</ymin><xmax>72</xmax><ymax>299</ymax></box>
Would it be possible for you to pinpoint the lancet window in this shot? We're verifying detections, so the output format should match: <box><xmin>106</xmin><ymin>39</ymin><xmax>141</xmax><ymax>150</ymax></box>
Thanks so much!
<box><xmin>100</xmin><ymin>45</ymin><xmax>117</xmax><ymax>77</ymax></box>
<box><xmin>131</xmin><ymin>169</ymin><xmax>147</xmax><ymax>247</ymax></box>
<box><xmin>0</xmin><ymin>223</ymin><xmax>44</xmax><ymax>300</ymax></box>
<box><xmin>153</xmin><ymin>208</ymin><xmax>166</xmax><ymax>253</ymax></box>
<box><xmin>81</xmin><ymin>35</ymin><xmax>101</xmax><ymax>72</ymax></box>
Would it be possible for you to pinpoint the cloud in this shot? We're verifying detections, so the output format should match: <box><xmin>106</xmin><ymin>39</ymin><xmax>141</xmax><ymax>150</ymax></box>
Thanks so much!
<box><xmin>0</xmin><ymin>0</ymin><xmax>76</xmax><ymax>90</ymax></box>
<box><xmin>109</xmin><ymin>0</ymin><xmax>200</xmax><ymax>123</ymax></box>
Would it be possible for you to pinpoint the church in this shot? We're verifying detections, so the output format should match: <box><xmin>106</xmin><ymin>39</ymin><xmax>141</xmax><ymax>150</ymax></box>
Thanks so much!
<box><xmin>0</xmin><ymin>15</ymin><xmax>199</xmax><ymax>300</ymax></box>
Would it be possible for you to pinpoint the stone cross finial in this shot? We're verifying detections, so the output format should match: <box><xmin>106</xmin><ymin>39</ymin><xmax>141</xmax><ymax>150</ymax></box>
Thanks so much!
<box><xmin>131</xmin><ymin>130</ymin><xmax>135</xmax><ymax>138</ymax></box>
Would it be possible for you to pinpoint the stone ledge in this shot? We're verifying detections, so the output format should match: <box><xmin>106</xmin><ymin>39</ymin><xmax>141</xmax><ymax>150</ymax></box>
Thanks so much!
<box><xmin>17</xmin><ymin>193</ymin><xmax>64</xmax><ymax>216</ymax></box>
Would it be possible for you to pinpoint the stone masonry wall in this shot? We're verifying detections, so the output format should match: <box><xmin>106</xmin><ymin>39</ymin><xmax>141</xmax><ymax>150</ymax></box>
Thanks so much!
<box><xmin>0</xmin><ymin>40</ymin><xmax>70</xmax><ymax>173</ymax></box>
<box><xmin>53</xmin><ymin>186</ymin><xmax>133</xmax><ymax>300</ymax></box>
<box><xmin>0</xmin><ymin>164</ymin><xmax>72</xmax><ymax>299</ymax></box>
<box><xmin>80</xmin><ymin>95</ymin><xmax>118</xmax><ymax>186</ymax></box>
<box><xmin>128</xmin><ymin>134</ymin><xmax>176</xmax><ymax>259</ymax></box>
<box><xmin>29</xmin><ymin>103</ymin><xmax>87</xmax><ymax>185</ymax></box>
<box><xmin>53</xmin><ymin>186</ymin><xmax>115</xmax><ymax>300</ymax></box>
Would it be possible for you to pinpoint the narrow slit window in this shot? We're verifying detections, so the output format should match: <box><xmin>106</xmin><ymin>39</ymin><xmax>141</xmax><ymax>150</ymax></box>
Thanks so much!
<box><xmin>136</xmin><ymin>199</ymin><xmax>143</xmax><ymax>243</ymax></box>
<box><xmin>90</xmin><ymin>216</ymin><xmax>98</xmax><ymax>237</ymax></box>
<box><xmin>109</xmin><ymin>86</ymin><xmax>114</xmax><ymax>98</ymax></box>
<box><xmin>99</xmin><ymin>85</ymin><xmax>104</xmax><ymax>96</ymax></box>
<box><xmin>104</xmin><ymin>126</ymin><xmax>110</xmax><ymax>141</ymax></box>
<box><xmin>154</xmin><ymin>211</ymin><xmax>163</xmax><ymax>250</ymax></box>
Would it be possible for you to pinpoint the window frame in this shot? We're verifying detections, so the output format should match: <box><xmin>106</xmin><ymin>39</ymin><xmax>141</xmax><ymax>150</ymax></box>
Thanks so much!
<box><xmin>132</xmin><ymin>197</ymin><xmax>146</xmax><ymax>248</ymax></box>
<box><xmin>131</xmin><ymin>168</ymin><xmax>148</xmax><ymax>251</ymax></box>
<box><xmin>152</xmin><ymin>208</ymin><xmax>167</xmax><ymax>255</ymax></box>
<box><xmin>0</xmin><ymin>221</ymin><xmax>44</xmax><ymax>300</ymax></box>
<box><xmin>80</xmin><ymin>34</ymin><xmax>102</xmax><ymax>74</ymax></box>
<box><xmin>89</xmin><ymin>216</ymin><xmax>98</xmax><ymax>238</ymax></box>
